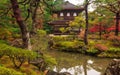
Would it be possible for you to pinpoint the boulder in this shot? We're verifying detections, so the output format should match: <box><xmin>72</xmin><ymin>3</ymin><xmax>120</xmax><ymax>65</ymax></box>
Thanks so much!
<box><xmin>104</xmin><ymin>59</ymin><xmax>120</xmax><ymax>75</ymax></box>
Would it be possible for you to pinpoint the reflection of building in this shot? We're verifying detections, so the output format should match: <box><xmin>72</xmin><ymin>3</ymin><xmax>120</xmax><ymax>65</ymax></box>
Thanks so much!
<box><xmin>48</xmin><ymin>1</ymin><xmax>84</xmax><ymax>35</ymax></box>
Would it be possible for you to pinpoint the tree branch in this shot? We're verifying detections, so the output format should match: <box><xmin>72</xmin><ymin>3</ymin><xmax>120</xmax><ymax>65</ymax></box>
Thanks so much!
<box><xmin>0</xmin><ymin>7</ymin><xmax>11</xmax><ymax>17</ymax></box>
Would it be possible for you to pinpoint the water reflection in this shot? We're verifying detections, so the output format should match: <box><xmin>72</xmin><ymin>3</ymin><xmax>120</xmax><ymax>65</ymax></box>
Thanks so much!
<box><xmin>48</xmin><ymin>50</ymin><xmax>112</xmax><ymax>75</ymax></box>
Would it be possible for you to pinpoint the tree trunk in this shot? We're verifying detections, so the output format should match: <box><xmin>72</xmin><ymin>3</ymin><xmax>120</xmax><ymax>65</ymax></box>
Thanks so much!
<box><xmin>115</xmin><ymin>13</ymin><xmax>119</xmax><ymax>36</ymax></box>
<box><xmin>84</xmin><ymin>0</ymin><xmax>89</xmax><ymax>45</ymax></box>
<box><xmin>10</xmin><ymin>0</ymin><xmax>31</xmax><ymax>49</ymax></box>
<box><xmin>99</xmin><ymin>24</ymin><xmax>102</xmax><ymax>39</ymax></box>
<box><xmin>31</xmin><ymin>1</ymin><xmax>40</xmax><ymax>34</ymax></box>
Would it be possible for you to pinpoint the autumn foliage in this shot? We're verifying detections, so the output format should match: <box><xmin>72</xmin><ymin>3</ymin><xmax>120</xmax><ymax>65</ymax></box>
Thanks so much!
<box><xmin>89</xmin><ymin>25</ymin><xmax>105</xmax><ymax>32</ymax></box>
<box><xmin>89</xmin><ymin>25</ymin><xmax>120</xmax><ymax>33</ymax></box>
<box><xmin>95</xmin><ymin>44</ymin><xmax>108</xmax><ymax>51</ymax></box>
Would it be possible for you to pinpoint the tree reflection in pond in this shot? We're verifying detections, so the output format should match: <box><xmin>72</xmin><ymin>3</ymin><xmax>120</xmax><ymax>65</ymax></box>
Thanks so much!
<box><xmin>48</xmin><ymin>50</ymin><xmax>112</xmax><ymax>75</ymax></box>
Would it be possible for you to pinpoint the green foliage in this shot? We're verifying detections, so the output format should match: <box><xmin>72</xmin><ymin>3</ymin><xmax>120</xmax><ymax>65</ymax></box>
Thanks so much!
<box><xmin>52</xmin><ymin>35</ymin><xmax>78</xmax><ymax>42</ymax></box>
<box><xmin>43</xmin><ymin>0</ymin><xmax>64</xmax><ymax>33</ymax></box>
<box><xmin>86</xmin><ymin>49</ymin><xmax>99</xmax><ymax>55</ymax></box>
<box><xmin>43</xmin><ymin>7</ymin><xmax>53</xmax><ymax>33</ymax></box>
<box><xmin>0</xmin><ymin>43</ymin><xmax>37</xmax><ymax>59</ymax></box>
<box><xmin>31</xmin><ymin>30</ymin><xmax>49</xmax><ymax>51</ymax></box>
<box><xmin>20</xmin><ymin>67</ymin><xmax>38</xmax><ymax>75</ymax></box>
<box><xmin>89</xmin><ymin>7</ymin><xmax>114</xmax><ymax>30</ymax></box>
<box><xmin>52</xmin><ymin>36</ymin><xmax>67</xmax><ymax>42</ymax></box>
<box><xmin>88</xmin><ymin>40</ymin><xmax>96</xmax><ymax>48</ymax></box>
<box><xmin>68</xmin><ymin>15</ymin><xmax>85</xmax><ymax>35</ymax></box>
<box><xmin>104</xmin><ymin>47</ymin><xmax>120</xmax><ymax>55</ymax></box>
<box><xmin>43</xmin><ymin>0</ymin><xmax>63</xmax><ymax>12</ymax></box>
<box><xmin>0</xmin><ymin>0</ymin><xmax>9</xmax><ymax>12</ymax></box>
<box><xmin>69</xmin><ymin>15</ymin><xmax>85</xmax><ymax>28</ymax></box>
<box><xmin>37</xmin><ymin>30</ymin><xmax>47</xmax><ymax>35</ymax></box>
<box><xmin>59</xmin><ymin>41</ymin><xmax>76</xmax><ymax>48</ymax></box>
<box><xmin>108</xmin><ymin>47</ymin><xmax>120</xmax><ymax>53</ymax></box>
<box><xmin>31</xmin><ymin>30</ymin><xmax>57</xmax><ymax>69</ymax></box>
<box><xmin>55</xmin><ymin>40</ymin><xmax>85</xmax><ymax>52</ymax></box>
<box><xmin>43</xmin><ymin>23</ymin><xmax>52</xmax><ymax>33</ymax></box>
<box><xmin>0</xmin><ymin>44</ymin><xmax>37</xmax><ymax>68</ymax></box>
<box><xmin>59</xmin><ymin>27</ymin><xmax>67</xmax><ymax>34</ymax></box>
<box><xmin>0</xmin><ymin>0</ymin><xmax>19</xmax><ymax>38</ymax></box>
<box><xmin>0</xmin><ymin>40</ymin><xmax>9</xmax><ymax>44</ymax></box>
<box><xmin>0</xmin><ymin>66</ymin><xmax>25</xmax><ymax>75</ymax></box>
<box><xmin>0</xmin><ymin>16</ymin><xmax>20</xmax><ymax>40</ymax></box>
<box><xmin>98</xmin><ymin>47</ymin><xmax>120</xmax><ymax>58</ymax></box>
<box><xmin>43</xmin><ymin>55</ymin><xmax>57</xmax><ymax>68</ymax></box>
<box><xmin>51</xmin><ymin>35</ymin><xmax>86</xmax><ymax>52</ymax></box>
<box><xmin>98</xmin><ymin>52</ymin><xmax>120</xmax><ymax>58</ymax></box>
<box><xmin>0</xmin><ymin>28</ymin><xmax>12</xmax><ymax>40</ymax></box>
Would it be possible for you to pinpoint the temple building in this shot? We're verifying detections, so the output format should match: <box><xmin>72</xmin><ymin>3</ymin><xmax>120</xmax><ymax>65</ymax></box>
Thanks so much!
<box><xmin>48</xmin><ymin>1</ymin><xmax>84</xmax><ymax>35</ymax></box>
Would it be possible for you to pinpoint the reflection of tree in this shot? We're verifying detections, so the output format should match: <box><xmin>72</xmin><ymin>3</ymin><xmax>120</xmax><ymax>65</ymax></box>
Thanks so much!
<box><xmin>88</xmin><ymin>58</ymin><xmax>112</xmax><ymax>75</ymax></box>
<box><xmin>83</xmin><ymin>59</ymin><xmax>87</xmax><ymax>75</ymax></box>
<box><xmin>47</xmin><ymin>50</ymin><xmax>111</xmax><ymax>75</ymax></box>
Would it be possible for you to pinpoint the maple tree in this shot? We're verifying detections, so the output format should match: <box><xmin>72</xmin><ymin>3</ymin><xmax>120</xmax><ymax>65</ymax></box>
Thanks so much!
<box><xmin>94</xmin><ymin>0</ymin><xmax>120</xmax><ymax>36</ymax></box>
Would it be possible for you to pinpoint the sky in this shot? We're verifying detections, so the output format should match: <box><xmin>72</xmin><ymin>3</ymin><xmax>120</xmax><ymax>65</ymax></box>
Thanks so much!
<box><xmin>65</xmin><ymin>0</ymin><xmax>94</xmax><ymax>11</ymax></box>
<box><xmin>65</xmin><ymin>0</ymin><xmax>84</xmax><ymax>5</ymax></box>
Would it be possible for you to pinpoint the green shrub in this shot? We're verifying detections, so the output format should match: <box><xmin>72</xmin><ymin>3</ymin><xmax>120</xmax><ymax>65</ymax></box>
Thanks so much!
<box><xmin>108</xmin><ymin>47</ymin><xmax>120</xmax><ymax>53</ymax></box>
<box><xmin>98</xmin><ymin>52</ymin><xmax>120</xmax><ymax>58</ymax></box>
<box><xmin>37</xmin><ymin>30</ymin><xmax>47</xmax><ymax>36</ymax></box>
<box><xmin>86</xmin><ymin>48</ymin><xmax>99</xmax><ymax>55</ymax></box>
<box><xmin>52</xmin><ymin>36</ymin><xmax>67</xmax><ymax>42</ymax></box>
<box><xmin>0</xmin><ymin>40</ymin><xmax>8</xmax><ymax>44</ymax></box>
<box><xmin>88</xmin><ymin>40</ymin><xmax>96</xmax><ymax>47</ymax></box>
<box><xmin>20</xmin><ymin>68</ymin><xmax>37</xmax><ymax>75</ymax></box>
<box><xmin>0</xmin><ymin>66</ymin><xmax>25</xmax><ymax>75</ymax></box>
<box><xmin>98</xmin><ymin>47</ymin><xmax>120</xmax><ymax>58</ymax></box>
<box><xmin>31</xmin><ymin>30</ymin><xmax>49</xmax><ymax>51</ymax></box>
<box><xmin>0</xmin><ymin>44</ymin><xmax>37</xmax><ymax>68</ymax></box>
<box><xmin>0</xmin><ymin>28</ymin><xmax>12</xmax><ymax>40</ymax></box>
<box><xmin>43</xmin><ymin>55</ymin><xmax>57</xmax><ymax>69</ymax></box>
<box><xmin>54</xmin><ymin>40</ymin><xmax>85</xmax><ymax>52</ymax></box>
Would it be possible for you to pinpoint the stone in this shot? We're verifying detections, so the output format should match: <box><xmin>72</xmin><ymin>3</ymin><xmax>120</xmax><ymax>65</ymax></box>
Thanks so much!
<box><xmin>104</xmin><ymin>59</ymin><xmax>120</xmax><ymax>75</ymax></box>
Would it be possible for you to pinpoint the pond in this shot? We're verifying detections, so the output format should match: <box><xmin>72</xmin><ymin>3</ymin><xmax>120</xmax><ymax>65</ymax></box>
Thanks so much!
<box><xmin>47</xmin><ymin>50</ymin><xmax>112</xmax><ymax>75</ymax></box>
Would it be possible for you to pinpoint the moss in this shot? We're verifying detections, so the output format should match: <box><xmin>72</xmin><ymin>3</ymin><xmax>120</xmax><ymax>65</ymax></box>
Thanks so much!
<box><xmin>0</xmin><ymin>66</ymin><xmax>25</xmax><ymax>75</ymax></box>
<box><xmin>20</xmin><ymin>67</ymin><xmax>38</xmax><ymax>75</ymax></box>
<box><xmin>0</xmin><ymin>44</ymin><xmax>37</xmax><ymax>68</ymax></box>
<box><xmin>86</xmin><ymin>48</ymin><xmax>99</xmax><ymax>56</ymax></box>
<box><xmin>54</xmin><ymin>40</ymin><xmax>85</xmax><ymax>52</ymax></box>
<box><xmin>97</xmin><ymin>47</ymin><xmax>120</xmax><ymax>58</ymax></box>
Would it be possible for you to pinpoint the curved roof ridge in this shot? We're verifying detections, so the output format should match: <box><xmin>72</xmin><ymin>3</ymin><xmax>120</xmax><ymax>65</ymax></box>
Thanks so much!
<box><xmin>62</xmin><ymin>1</ymin><xmax>83</xmax><ymax>9</ymax></box>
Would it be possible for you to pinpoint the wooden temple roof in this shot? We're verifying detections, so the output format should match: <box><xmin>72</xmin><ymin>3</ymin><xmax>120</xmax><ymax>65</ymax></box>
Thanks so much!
<box><xmin>62</xmin><ymin>1</ymin><xmax>84</xmax><ymax>10</ymax></box>
<box><xmin>53</xmin><ymin>1</ymin><xmax>84</xmax><ymax>12</ymax></box>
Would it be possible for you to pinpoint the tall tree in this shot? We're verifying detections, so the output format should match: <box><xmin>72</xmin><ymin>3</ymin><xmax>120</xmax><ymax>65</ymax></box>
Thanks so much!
<box><xmin>10</xmin><ymin>0</ymin><xmax>31</xmax><ymax>49</ymax></box>
<box><xmin>89</xmin><ymin>8</ymin><xmax>114</xmax><ymax>39</ymax></box>
<box><xmin>94</xmin><ymin>0</ymin><xmax>120</xmax><ymax>36</ymax></box>
<box><xmin>1</xmin><ymin>0</ymin><xmax>63</xmax><ymax>49</ymax></box>
<box><xmin>30</xmin><ymin>0</ymin><xmax>41</xmax><ymax>34</ymax></box>
<box><xmin>84</xmin><ymin>0</ymin><xmax>89</xmax><ymax>45</ymax></box>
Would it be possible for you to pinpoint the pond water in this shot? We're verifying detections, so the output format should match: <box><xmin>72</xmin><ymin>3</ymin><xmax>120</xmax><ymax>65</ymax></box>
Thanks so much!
<box><xmin>48</xmin><ymin>50</ymin><xmax>112</xmax><ymax>75</ymax></box>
